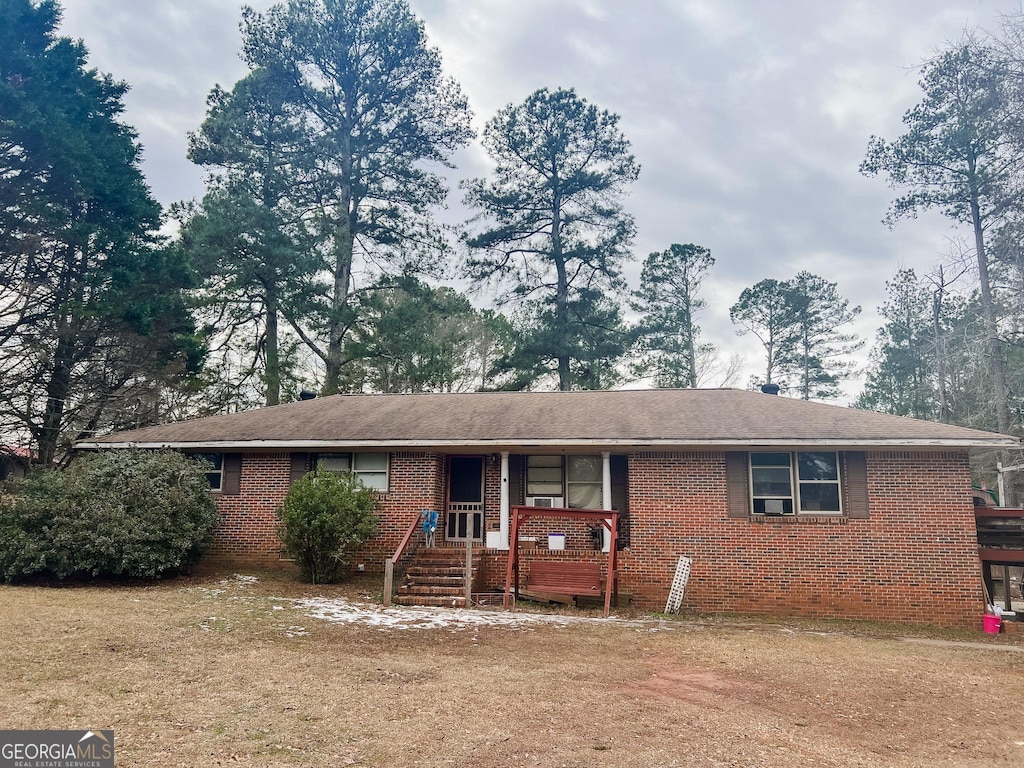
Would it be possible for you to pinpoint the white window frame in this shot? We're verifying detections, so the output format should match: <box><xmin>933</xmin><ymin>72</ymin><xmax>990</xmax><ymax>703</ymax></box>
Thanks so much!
<box><xmin>526</xmin><ymin>454</ymin><xmax>604</xmax><ymax>509</ymax></box>
<box><xmin>526</xmin><ymin>455</ymin><xmax>563</xmax><ymax>497</ymax></box>
<box><xmin>318</xmin><ymin>452</ymin><xmax>389</xmax><ymax>492</ymax></box>
<box><xmin>194</xmin><ymin>452</ymin><xmax>224</xmax><ymax>492</ymax></box>
<box><xmin>566</xmin><ymin>454</ymin><xmax>603</xmax><ymax>509</ymax></box>
<box><xmin>749</xmin><ymin>451</ymin><xmax>842</xmax><ymax>515</ymax></box>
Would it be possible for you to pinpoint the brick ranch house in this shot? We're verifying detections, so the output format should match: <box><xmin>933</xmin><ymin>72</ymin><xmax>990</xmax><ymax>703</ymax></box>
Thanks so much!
<box><xmin>76</xmin><ymin>388</ymin><xmax>1018</xmax><ymax>627</ymax></box>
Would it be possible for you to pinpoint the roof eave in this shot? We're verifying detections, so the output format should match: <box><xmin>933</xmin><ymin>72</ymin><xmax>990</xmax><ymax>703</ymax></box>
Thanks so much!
<box><xmin>74</xmin><ymin>436</ymin><xmax>1020</xmax><ymax>451</ymax></box>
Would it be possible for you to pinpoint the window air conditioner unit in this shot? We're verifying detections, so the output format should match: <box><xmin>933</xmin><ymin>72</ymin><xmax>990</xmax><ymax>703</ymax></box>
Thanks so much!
<box><xmin>762</xmin><ymin>499</ymin><xmax>788</xmax><ymax>515</ymax></box>
<box><xmin>526</xmin><ymin>496</ymin><xmax>564</xmax><ymax>508</ymax></box>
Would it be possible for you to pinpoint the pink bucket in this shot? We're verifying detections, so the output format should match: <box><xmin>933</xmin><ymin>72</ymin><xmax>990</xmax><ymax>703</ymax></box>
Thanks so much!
<box><xmin>983</xmin><ymin>614</ymin><xmax>1002</xmax><ymax>634</ymax></box>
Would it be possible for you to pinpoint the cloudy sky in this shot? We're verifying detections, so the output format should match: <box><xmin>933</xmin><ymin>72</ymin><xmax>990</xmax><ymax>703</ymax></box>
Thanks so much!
<box><xmin>57</xmin><ymin>0</ymin><xmax>1023</xmax><ymax>400</ymax></box>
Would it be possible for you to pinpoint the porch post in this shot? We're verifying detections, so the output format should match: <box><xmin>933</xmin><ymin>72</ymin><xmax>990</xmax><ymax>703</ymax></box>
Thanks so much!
<box><xmin>602</xmin><ymin>451</ymin><xmax>612</xmax><ymax>553</ymax></box>
<box><xmin>499</xmin><ymin>451</ymin><xmax>511</xmax><ymax>550</ymax></box>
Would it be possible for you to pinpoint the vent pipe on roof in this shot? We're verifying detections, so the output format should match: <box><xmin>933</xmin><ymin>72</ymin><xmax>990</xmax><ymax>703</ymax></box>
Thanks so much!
<box><xmin>299</xmin><ymin>390</ymin><xmax>317</xmax><ymax>401</ymax></box>
<box><xmin>760</xmin><ymin>383</ymin><xmax>780</xmax><ymax>395</ymax></box>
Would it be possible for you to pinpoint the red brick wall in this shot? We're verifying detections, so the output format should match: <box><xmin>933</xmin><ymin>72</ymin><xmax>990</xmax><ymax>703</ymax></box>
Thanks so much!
<box><xmin>207</xmin><ymin>448</ymin><xmax>983</xmax><ymax>627</ymax></box>
<box><xmin>619</xmin><ymin>450</ymin><xmax>981</xmax><ymax>627</ymax></box>
<box><xmin>207</xmin><ymin>451</ymin><xmax>446</xmax><ymax>571</ymax></box>
<box><xmin>359</xmin><ymin>451</ymin><xmax>446</xmax><ymax>568</ymax></box>
<box><xmin>208</xmin><ymin>453</ymin><xmax>291</xmax><ymax>566</ymax></box>
<box><xmin>484</xmin><ymin>457</ymin><xmax>500</xmax><ymax>527</ymax></box>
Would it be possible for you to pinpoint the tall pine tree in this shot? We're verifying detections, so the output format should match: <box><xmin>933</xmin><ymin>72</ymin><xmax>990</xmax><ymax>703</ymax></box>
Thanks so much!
<box><xmin>463</xmin><ymin>88</ymin><xmax>639</xmax><ymax>391</ymax></box>
<box><xmin>0</xmin><ymin>0</ymin><xmax>201</xmax><ymax>465</ymax></box>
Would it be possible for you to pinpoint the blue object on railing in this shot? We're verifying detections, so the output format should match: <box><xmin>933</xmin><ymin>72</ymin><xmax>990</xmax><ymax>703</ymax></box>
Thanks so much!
<box><xmin>422</xmin><ymin>509</ymin><xmax>439</xmax><ymax>547</ymax></box>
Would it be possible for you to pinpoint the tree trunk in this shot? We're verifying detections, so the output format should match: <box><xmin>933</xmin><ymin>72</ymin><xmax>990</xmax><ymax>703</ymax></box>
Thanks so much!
<box><xmin>970</xmin><ymin>189</ymin><xmax>1015</xmax><ymax>504</ymax></box>
<box><xmin>265</xmin><ymin>281</ymin><xmax>280</xmax><ymax>406</ymax></box>
<box><xmin>932</xmin><ymin>279</ymin><xmax>950</xmax><ymax>424</ymax></box>
<box><xmin>970</xmin><ymin>197</ymin><xmax>1012</xmax><ymax>431</ymax></box>
<box><xmin>324</xmin><ymin>196</ymin><xmax>355</xmax><ymax>394</ymax></box>
<box><xmin>38</xmin><ymin>330</ymin><xmax>75</xmax><ymax>467</ymax></box>
<box><xmin>550</xmin><ymin>191</ymin><xmax>570</xmax><ymax>391</ymax></box>
<box><xmin>683</xmin><ymin>293</ymin><xmax>697</xmax><ymax>388</ymax></box>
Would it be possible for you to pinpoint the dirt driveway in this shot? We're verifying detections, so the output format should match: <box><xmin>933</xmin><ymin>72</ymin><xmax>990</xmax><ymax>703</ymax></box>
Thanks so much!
<box><xmin>1</xmin><ymin>571</ymin><xmax>1022</xmax><ymax>767</ymax></box>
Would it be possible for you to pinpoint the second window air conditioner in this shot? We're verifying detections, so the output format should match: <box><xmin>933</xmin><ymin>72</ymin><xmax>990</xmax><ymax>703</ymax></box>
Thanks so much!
<box><xmin>526</xmin><ymin>495</ymin><xmax>564</xmax><ymax>508</ymax></box>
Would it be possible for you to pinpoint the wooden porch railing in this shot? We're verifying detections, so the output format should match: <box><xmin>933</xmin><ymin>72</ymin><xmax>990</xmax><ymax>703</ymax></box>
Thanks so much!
<box><xmin>976</xmin><ymin>507</ymin><xmax>1024</xmax><ymax>612</ymax></box>
<box><xmin>976</xmin><ymin>507</ymin><xmax>1024</xmax><ymax>562</ymax></box>
<box><xmin>382</xmin><ymin>512</ymin><xmax>426</xmax><ymax>607</ymax></box>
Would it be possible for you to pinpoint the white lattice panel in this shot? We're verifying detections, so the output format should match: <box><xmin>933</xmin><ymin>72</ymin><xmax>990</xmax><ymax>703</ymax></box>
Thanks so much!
<box><xmin>664</xmin><ymin>556</ymin><xmax>692</xmax><ymax>614</ymax></box>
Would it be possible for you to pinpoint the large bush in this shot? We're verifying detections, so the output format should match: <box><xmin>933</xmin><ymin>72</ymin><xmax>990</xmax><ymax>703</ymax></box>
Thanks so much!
<box><xmin>278</xmin><ymin>467</ymin><xmax>380</xmax><ymax>584</ymax></box>
<box><xmin>0</xmin><ymin>449</ymin><xmax>219</xmax><ymax>582</ymax></box>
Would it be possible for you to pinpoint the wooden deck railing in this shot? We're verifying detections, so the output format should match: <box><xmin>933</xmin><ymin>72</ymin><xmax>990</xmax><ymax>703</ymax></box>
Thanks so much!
<box><xmin>976</xmin><ymin>508</ymin><xmax>1024</xmax><ymax>611</ymax></box>
<box><xmin>976</xmin><ymin>507</ymin><xmax>1024</xmax><ymax>563</ymax></box>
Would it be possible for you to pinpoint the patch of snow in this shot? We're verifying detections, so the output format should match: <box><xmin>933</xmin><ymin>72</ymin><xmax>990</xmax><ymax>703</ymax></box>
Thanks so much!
<box><xmin>292</xmin><ymin>596</ymin><xmax>666</xmax><ymax>632</ymax></box>
<box><xmin>222</xmin><ymin>574</ymin><xmax>259</xmax><ymax>587</ymax></box>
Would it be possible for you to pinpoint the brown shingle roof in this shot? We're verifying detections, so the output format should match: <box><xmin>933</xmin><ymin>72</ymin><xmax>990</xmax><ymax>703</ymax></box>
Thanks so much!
<box><xmin>75</xmin><ymin>389</ymin><xmax>1018</xmax><ymax>451</ymax></box>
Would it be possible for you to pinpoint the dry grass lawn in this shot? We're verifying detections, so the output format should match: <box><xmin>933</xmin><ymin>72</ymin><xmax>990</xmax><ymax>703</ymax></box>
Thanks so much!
<box><xmin>1</xmin><ymin>569</ymin><xmax>1023</xmax><ymax>767</ymax></box>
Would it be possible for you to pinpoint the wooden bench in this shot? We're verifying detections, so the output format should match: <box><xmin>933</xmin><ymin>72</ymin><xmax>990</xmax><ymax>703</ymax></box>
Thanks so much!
<box><xmin>524</xmin><ymin>561</ymin><xmax>603</xmax><ymax>604</ymax></box>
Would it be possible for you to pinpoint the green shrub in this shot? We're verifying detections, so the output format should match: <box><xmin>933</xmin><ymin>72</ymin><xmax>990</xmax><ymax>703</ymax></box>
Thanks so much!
<box><xmin>0</xmin><ymin>449</ymin><xmax>219</xmax><ymax>582</ymax></box>
<box><xmin>278</xmin><ymin>467</ymin><xmax>380</xmax><ymax>584</ymax></box>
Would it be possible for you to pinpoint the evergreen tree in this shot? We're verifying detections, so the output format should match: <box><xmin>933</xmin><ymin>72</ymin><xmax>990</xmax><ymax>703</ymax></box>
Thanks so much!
<box><xmin>856</xmin><ymin>269</ymin><xmax>938</xmax><ymax>418</ymax></box>
<box><xmin>784</xmin><ymin>271</ymin><xmax>863</xmax><ymax>400</ymax></box>
<box><xmin>861</xmin><ymin>41</ymin><xmax>1023</xmax><ymax>435</ymax></box>
<box><xmin>729</xmin><ymin>279</ymin><xmax>797</xmax><ymax>391</ymax></box>
<box><xmin>631</xmin><ymin>243</ymin><xmax>715</xmax><ymax>388</ymax></box>
<box><xmin>241</xmin><ymin>0</ymin><xmax>473</xmax><ymax>394</ymax></box>
<box><xmin>730</xmin><ymin>274</ymin><xmax>861</xmax><ymax>400</ymax></box>
<box><xmin>340</xmin><ymin>278</ymin><xmax>512</xmax><ymax>393</ymax></box>
<box><xmin>184</xmin><ymin>67</ymin><xmax>316</xmax><ymax>406</ymax></box>
<box><xmin>463</xmin><ymin>88</ymin><xmax>639</xmax><ymax>391</ymax></box>
<box><xmin>0</xmin><ymin>0</ymin><xmax>201</xmax><ymax>465</ymax></box>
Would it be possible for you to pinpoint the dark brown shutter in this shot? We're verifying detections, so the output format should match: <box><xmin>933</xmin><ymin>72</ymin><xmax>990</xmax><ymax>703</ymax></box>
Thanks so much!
<box><xmin>611</xmin><ymin>454</ymin><xmax>629</xmax><ymax>549</ymax></box>
<box><xmin>222</xmin><ymin>453</ymin><xmax>242</xmax><ymax>495</ymax></box>
<box><xmin>725</xmin><ymin>451</ymin><xmax>750</xmax><ymax>518</ymax></box>
<box><xmin>842</xmin><ymin>451</ymin><xmax>869</xmax><ymax>519</ymax></box>
<box><xmin>508</xmin><ymin>454</ymin><xmax>524</xmax><ymax>506</ymax></box>
<box><xmin>290</xmin><ymin>452</ymin><xmax>311</xmax><ymax>485</ymax></box>
<box><xmin>610</xmin><ymin>454</ymin><xmax>628</xmax><ymax>514</ymax></box>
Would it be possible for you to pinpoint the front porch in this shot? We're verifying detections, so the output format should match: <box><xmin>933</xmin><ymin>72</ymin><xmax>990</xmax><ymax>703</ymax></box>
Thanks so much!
<box><xmin>434</xmin><ymin>452</ymin><xmax>624</xmax><ymax>553</ymax></box>
<box><xmin>384</xmin><ymin>504</ymin><xmax>620</xmax><ymax>612</ymax></box>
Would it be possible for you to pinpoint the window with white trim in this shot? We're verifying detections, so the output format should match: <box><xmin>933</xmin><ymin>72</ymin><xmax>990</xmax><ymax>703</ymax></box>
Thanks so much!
<box><xmin>525</xmin><ymin>454</ymin><xmax>603</xmax><ymax>508</ymax></box>
<box><xmin>526</xmin><ymin>455</ymin><xmax>563</xmax><ymax>496</ymax></box>
<box><xmin>566</xmin><ymin>455</ymin><xmax>602</xmax><ymax>509</ymax></box>
<box><xmin>194</xmin><ymin>453</ymin><xmax>224</xmax><ymax>491</ymax></box>
<box><xmin>750</xmin><ymin>451</ymin><xmax>841</xmax><ymax>515</ymax></box>
<box><xmin>318</xmin><ymin>452</ymin><xmax>389</xmax><ymax>491</ymax></box>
